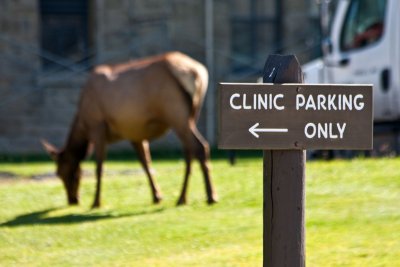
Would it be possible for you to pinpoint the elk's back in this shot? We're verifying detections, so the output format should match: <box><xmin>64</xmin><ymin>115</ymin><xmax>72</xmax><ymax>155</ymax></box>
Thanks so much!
<box><xmin>77</xmin><ymin>52</ymin><xmax>208</xmax><ymax>142</ymax></box>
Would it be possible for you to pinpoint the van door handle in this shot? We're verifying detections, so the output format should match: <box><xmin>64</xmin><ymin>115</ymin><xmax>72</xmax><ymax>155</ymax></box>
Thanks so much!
<box><xmin>325</xmin><ymin>58</ymin><xmax>350</xmax><ymax>67</ymax></box>
<box><xmin>338</xmin><ymin>58</ymin><xmax>350</xmax><ymax>66</ymax></box>
<box><xmin>381</xmin><ymin>68</ymin><xmax>391</xmax><ymax>92</ymax></box>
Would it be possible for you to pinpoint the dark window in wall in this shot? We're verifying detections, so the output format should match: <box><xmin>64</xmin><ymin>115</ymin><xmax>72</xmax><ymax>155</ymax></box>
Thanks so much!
<box><xmin>40</xmin><ymin>0</ymin><xmax>90</xmax><ymax>70</ymax></box>
<box><xmin>230</xmin><ymin>0</ymin><xmax>281</xmax><ymax>75</ymax></box>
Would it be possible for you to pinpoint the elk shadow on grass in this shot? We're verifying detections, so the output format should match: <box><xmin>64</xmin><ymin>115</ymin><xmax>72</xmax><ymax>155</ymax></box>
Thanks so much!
<box><xmin>0</xmin><ymin>207</ymin><xmax>165</xmax><ymax>227</ymax></box>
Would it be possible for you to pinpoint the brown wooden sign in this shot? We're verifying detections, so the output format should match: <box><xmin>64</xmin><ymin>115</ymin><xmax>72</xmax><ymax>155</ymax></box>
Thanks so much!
<box><xmin>218</xmin><ymin>83</ymin><xmax>373</xmax><ymax>150</ymax></box>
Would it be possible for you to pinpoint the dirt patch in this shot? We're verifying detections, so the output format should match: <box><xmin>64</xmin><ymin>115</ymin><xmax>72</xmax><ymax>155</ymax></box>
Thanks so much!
<box><xmin>0</xmin><ymin>171</ymin><xmax>17</xmax><ymax>180</ymax></box>
<box><xmin>0</xmin><ymin>169</ymin><xmax>146</xmax><ymax>183</ymax></box>
<box><xmin>31</xmin><ymin>172</ymin><xmax>57</xmax><ymax>181</ymax></box>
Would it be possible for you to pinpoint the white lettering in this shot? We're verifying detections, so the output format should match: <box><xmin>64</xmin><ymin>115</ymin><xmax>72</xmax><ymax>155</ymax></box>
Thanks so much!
<box><xmin>243</xmin><ymin>94</ymin><xmax>251</xmax><ymax>109</ymax></box>
<box><xmin>296</xmin><ymin>94</ymin><xmax>305</xmax><ymax>110</ymax></box>
<box><xmin>318</xmin><ymin>123</ymin><xmax>328</xmax><ymax>138</ymax></box>
<box><xmin>305</xmin><ymin>95</ymin><xmax>316</xmax><ymax>110</ymax></box>
<box><xmin>305</xmin><ymin>123</ymin><xmax>316</xmax><ymax>138</ymax></box>
<box><xmin>296</xmin><ymin>94</ymin><xmax>365</xmax><ymax>111</ymax></box>
<box><xmin>269</xmin><ymin>94</ymin><xmax>273</xmax><ymax>109</ymax></box>
<box><xmin>329</xmin><ymin>123</ymin><xmax>338</xmax><ymax>139</ymax></box>
<box><xmin>257</xmin><ymin>94</ymin><xmax>267</xmax><ymax>110</ymax></box>
<box><xmin>229</xmin><ymin>93</ymin><xmax>285</xmax><ymax>110</ymax></box>
<box><xmin>304</xmin><ymin>122</ymin><xmax>347</xmax><ymax>139</ymax></box>
<box><xmin>328</xmin><ymin>94</ymin><xmax>337</xmax><ymax>110</ymax></box>
<box><xmin>274</xmin><ymin>94</ymin><xmax>285</xmax><ymax>110</ymax></box>
<box><xmin>354</xmin><ymin>95</ymin><xmax>364</xmax><ymax>110</ymax></box>
<box><xmin>317</xmin><ymin>94</ymin><xmax>327</xmax><ymax>110</ymax></box>
<box><xmin>230</xmin><ymin>93</ymin><xmax>241</xmax><ymax>110</ymax></box>
<box><xmin>342</xmin><ymin>95</ymin><xmax>352</xmax><ymax>110</ymax></box>
<box><xmin>337</xmin><ymin>123</ymin><xmax>346</xmax><ymax>138</ymax></box>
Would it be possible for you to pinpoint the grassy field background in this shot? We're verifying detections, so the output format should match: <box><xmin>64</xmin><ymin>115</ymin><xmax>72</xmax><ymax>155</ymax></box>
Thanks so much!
<box><xmin>0</xmin><ymin>154</ymin><xmax>399</xmax><ymax>266</ymax></box>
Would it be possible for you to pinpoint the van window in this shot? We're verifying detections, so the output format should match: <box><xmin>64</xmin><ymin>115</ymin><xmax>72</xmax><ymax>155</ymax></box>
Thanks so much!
<box><xmin>340</xmin><ymin>0</ymin><xmax>386</xmax><ymax>51</ymax></box>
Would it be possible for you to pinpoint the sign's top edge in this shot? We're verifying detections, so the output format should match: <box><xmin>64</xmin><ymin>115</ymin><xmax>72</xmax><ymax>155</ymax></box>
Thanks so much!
<box><xmin>219</xmin><ymin>82</ymin><xmax>373</xmax><ymax>87</ymax></box>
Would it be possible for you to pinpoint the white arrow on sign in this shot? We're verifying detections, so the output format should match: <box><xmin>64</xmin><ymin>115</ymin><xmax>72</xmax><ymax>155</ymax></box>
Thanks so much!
<box><xmin>248</xmin><ymin>123</ymin><xmax>288</xmax><ymax>138</ymax></box>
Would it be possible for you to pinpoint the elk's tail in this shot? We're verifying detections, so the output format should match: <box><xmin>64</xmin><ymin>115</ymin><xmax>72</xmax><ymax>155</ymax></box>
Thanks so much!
<box><xmin>165</xmin><ymin>52</ymin><xmax>209</xmax><ymax>120</ymax></box>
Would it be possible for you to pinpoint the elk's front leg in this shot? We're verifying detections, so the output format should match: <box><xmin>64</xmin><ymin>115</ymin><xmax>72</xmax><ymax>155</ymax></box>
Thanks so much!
<box><xmin>92</xmin><ymin>126</ymin><xmax>107</xmax><ymax>208</ymax></box>
<box><xmin>132</xmin><ymin>140</ymin><xmax>163</xmax><ymax>204</ymax></box>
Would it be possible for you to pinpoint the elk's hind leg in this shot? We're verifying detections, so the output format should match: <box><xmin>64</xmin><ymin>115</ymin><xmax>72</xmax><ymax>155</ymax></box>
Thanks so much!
<box><xmin>176</xmin><ymin>148</ymin><xmax>192</xmax><ymax>205</ymax></box>
<box><xmin>191</xmin><ymin>126</ymin><xmax>218</xmax><ymax>205</ymax></box>
<box><xmin>132</xmin><ymin>140</ymin><xmax>163</xmax><ymax>204</ymax></box>
<box><xmin>174</xmin><ymin>121</ymin><xmax>218</xmax><ymax>205</ymax></box>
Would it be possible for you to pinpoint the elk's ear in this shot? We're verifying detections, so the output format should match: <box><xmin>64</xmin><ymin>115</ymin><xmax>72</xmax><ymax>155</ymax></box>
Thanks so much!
<box><xmin>41</xmin><ymin>139</ymin><xmax>59</xmax><ymax>161</ymax></box>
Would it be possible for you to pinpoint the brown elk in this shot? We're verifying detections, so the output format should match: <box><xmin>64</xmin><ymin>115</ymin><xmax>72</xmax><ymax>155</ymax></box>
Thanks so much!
<box><xmin>42</xmin><ymin>51</ymin><xmax>218</xmax><ymax>208</ymax></box>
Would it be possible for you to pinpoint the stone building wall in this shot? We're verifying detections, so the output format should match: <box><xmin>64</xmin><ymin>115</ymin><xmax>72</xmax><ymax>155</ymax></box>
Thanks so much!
<box><xmin>281</xmin><ymin>0</ymin><xmax>321</xmax><ymax>63</ymax></box>
<box><xmin>0</xmin><ymin>0</ymin><xmax>321</xmax><ymax>154</ymax></box>
<box><xmin>0</xmin><ymin>0</ymin><xmax>41</xmax><ymax>153</ymax></box>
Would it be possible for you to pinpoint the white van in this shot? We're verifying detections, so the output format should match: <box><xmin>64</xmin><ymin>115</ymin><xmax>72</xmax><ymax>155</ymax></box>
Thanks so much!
<box><xmin>303</xmin><ymin>0</ymin><xmax>400</xmax><ymax>124</ymax></box>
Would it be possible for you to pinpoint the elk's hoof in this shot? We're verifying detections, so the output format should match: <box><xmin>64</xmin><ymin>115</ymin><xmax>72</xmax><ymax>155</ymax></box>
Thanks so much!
<box><xmin>91</xmin><ymin>202</ymin><xmax>101</xmax><ymax>209</ymax></box>
<box><xmin>207</xmin><ymin>196</ymin><xmax>219</xmax><ymax>205</ymax></box>
<box><xmin>68</xmin><ymin>198</ymin><xmax>79</xmax><ymax>206</ymax></box>
<box><xmin>153</xmin><ymin>195</ymin><xmax>163</xmax><ymax>204</ymax></box>
<box><xmin>176</xmin><ymin>197</ymin><xmax>187</xmax><ymax>206</ymax></box>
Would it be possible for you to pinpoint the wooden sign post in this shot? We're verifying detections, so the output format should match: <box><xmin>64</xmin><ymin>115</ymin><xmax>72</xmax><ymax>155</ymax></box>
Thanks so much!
<box><xmin>263</xmin><ymin>55</ymin><xmax>305</xmax><ymax>267</ymax></box>
<box><xmin>218</xmin><ymin>54</ymin><xmax>373</xmax><ymax>267</ymax></box>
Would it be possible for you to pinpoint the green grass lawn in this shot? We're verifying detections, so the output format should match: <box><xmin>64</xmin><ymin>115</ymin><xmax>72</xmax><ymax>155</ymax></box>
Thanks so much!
<box><xmin>0</xmin><ymin>156</ymin><xmax>399</xmax><ymax>266</ymax></box>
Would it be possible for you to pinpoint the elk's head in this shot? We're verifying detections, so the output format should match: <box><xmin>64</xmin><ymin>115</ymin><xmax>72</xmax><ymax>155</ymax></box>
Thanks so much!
<box><xmin>41</xmin><ymin>140</ymin><xmax>81</xmax><ymax>205</ymax></box>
